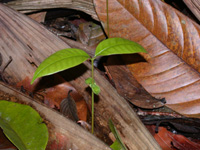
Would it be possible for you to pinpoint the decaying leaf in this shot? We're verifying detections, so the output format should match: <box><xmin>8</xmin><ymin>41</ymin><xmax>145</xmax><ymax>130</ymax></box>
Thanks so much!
<box><xmin>42</xmin><ymin>75</ymin><xmax>88</xmax><ymax>121</ymax></box>
<box><xmin>148</xmin><ymin>126</ymin><xmax>200</xmax><ymax>150</ymax></box>
<box><xmin>140</xmin><ymin>111</ymin><xmax>200</xmax><ymax>138</ymax></box>
<box><xmin>94</xmin><ymin>0</ymin><xmax>200</xmax><ymax>117</ymax></box>
<box><xmin>60</xmin><ymin>90</ymin><xmax>79</xmax><ymax>122</ymax></box>
<box><xmin>16</xmin><ymin>74</ymin><xmax>88</xmax><ymax>121</ymax></box>
<box><xmin>106</xmin><ymin>55</ymin><xmax>165</xmax><ymax>109</ymax></box>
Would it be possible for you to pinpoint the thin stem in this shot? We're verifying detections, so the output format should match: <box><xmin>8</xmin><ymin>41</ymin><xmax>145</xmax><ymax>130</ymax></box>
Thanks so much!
<box><xmin>106</xmin><ymin>0</ymin><xmax>109</xmax><ymax>38</ymax></box>
<box><xmin>91</xmin><ymin>58</ymin><xmax>95</xmax><ymax>134</ymax></box>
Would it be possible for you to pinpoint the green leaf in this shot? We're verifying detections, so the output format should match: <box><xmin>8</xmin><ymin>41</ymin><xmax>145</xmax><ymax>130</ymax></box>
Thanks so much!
<box><xmin>94</xmin><ymin>38</ymin><xmax>147</xmax><ymax>58</ymax></box>
<box><xmin>0</xmin><ymin>100</ymin><xmax>48</xmax><ymax>150</ymax></box>
<box><xmin>109</xmin><ymin>119</ymin><xmax>127</xmax><ymax>150</ymax></box>
<box><xmin>85</xmin><ymin>77</ymin><xmax>93</xmax><ymax>85</ymax></box>
<box><xmin>110</xmin><ymin>141</ymin><xmax>124</xmax><ymax>150</ymax></box>
<box><xmin>31</xmin><ymin>48</ymin><xmax>90</xmax><ymax>84</ymax></box>
<box><xmin>91</xmin><ymin>83</ymin><xmax>100</xmax><ymax>95</ymax></box>
<box><xmin>85</xmin><ymin>78</ymin><xmax>100</xmax><ymax>95</ymax></box>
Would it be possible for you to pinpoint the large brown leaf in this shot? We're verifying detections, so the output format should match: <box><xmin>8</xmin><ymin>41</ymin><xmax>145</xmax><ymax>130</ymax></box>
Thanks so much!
<box><xmin>94</xmin><ymin>0</ymin><xmax>200</xmax><ymax>117</ymax></box>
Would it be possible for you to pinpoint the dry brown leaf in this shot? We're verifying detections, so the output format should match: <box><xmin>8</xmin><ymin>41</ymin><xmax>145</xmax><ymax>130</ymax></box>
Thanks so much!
<box><xmin>60</xmin><ymin>90</ymin><xmax>79</xmax><ymax>122</ymax></box>
<box><xmin>42</xmin><ymin>75</ymin><xmax>88</xmax><ymax>121</ymax></box>
<box><xmin>150</xmin><ymin>126</ymin><xmax>200</xmax><ymax>150</ymax></box>
<box><xmin>16</xmin><ymin>74</ymin><xmax>88</xmax><ymax>121</ymax></box>
<box><xmin>94</xmin><ymin>0</ymin><xmax>200</xmax><ymax>117</ymax></box>
<box><xmin>106</xmin><ymin>55</ymin><xmax>165</xmax><ymax>109</ymax></box>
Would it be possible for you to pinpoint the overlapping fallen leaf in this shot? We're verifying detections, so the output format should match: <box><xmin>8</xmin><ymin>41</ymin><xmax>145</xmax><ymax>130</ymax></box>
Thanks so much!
<box><xmin>94</xmin><ymin>0</ymin><xmax>200</xmax><ymax>118</ymax></box>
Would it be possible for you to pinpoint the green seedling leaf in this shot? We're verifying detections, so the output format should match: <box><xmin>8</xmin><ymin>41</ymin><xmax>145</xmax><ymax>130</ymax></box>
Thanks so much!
<box><xmin>109</xmin><ymin>119</ymin><xmax>127</xmax><ymax>150</ymax></box>
<box><xmin>85</xmin><ymin>78</ymin><xmax>100</xmax><ymax>95</ymax></box>
<box><xmin>31</xmin><ymin>48</ymin><xmax>90</xmax><ymax>84</ymax></box>
<box><xmin>91</xmin><ymin>83</ymin><xmax>100</xmax><ymax>95</ymax></box>
<box><xmin>85</xmin><ymin>77</ymin><xmax>93</xmax><ymax>85</ymax></box>
<box><xmin>0</xmin><ymin>100</ymin><xmax>48</xmax><ymax>150</ymax></box>
<box><xmin>94</xmin><ymin>37</ymin><xmax>147</xmax><ymax>58</ymax></box>
<box><xmin>111</xmin><ymin>141</ymin><xmax>123</xmax><ymax>150</ymax></box>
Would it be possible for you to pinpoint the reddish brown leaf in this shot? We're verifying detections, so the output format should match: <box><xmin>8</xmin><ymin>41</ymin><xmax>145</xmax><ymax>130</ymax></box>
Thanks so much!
<box><xmin>151</xmin><ymin>126</ymin><xmax>200</xmax><ymax>150</ymax></box>
<box><xmin>17</xmin><ymin>74</ymin><xmax>88</xmax><ymax>121</ymax></box>
<box><xmin>154</xmin><ymin>128</ymin><xmax>175</xmax><ymax>150</ymax></box>
<box><xmin>16</xmin><ymin>76</ymin><xmax>39</xmax><ymax>93</ymax></box>
<box><xmin>42</xmin><ymin>75</ymin><xmax>74</xmax><ymax>109</ymax></box>
<box><xmin>94</xmin><ymin>0</ymin><xmax>200</xmax><ymax>117</ymax></box>
<box><xmin>42</xmin><ymin>75</ymin><xmax>88</xmax><ymax>121</ymax></box>
<box><xmin>171</xmin><ymin>134</ymin><xmax>200</xmax><ymax>150</ymax></box>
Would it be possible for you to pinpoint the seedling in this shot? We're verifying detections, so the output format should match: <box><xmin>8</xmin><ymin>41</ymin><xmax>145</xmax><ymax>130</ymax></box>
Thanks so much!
<box><xmin>31</xmin><ymin>37</ymin><xmax>147</xmax><ymax>134</ymax></box>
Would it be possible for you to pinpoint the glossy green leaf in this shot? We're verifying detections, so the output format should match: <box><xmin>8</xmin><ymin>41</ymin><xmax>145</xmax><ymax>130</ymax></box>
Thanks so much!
<box><xmin>31</xmin><ymin>48</ymin><xmax>90</xmax><ymax>84</ymax></box>
<box><xmin>95</xmin><ymin>38</ymin><xmax>147</xmax><ymax>58</ymax></box>
<box><xmin>0</xmin><ymin>100</ymin><xmax>48</xmax><ymax>150</ymax></box>
<box><xmin>109</xmin><ymin>119</ymin><xmax>127</xmax><ymax>150</ymax></box>
<box><xmin>85</xmin><ymin>78</ymin><xmax>100</xmax><ymax>95</ymax></box>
